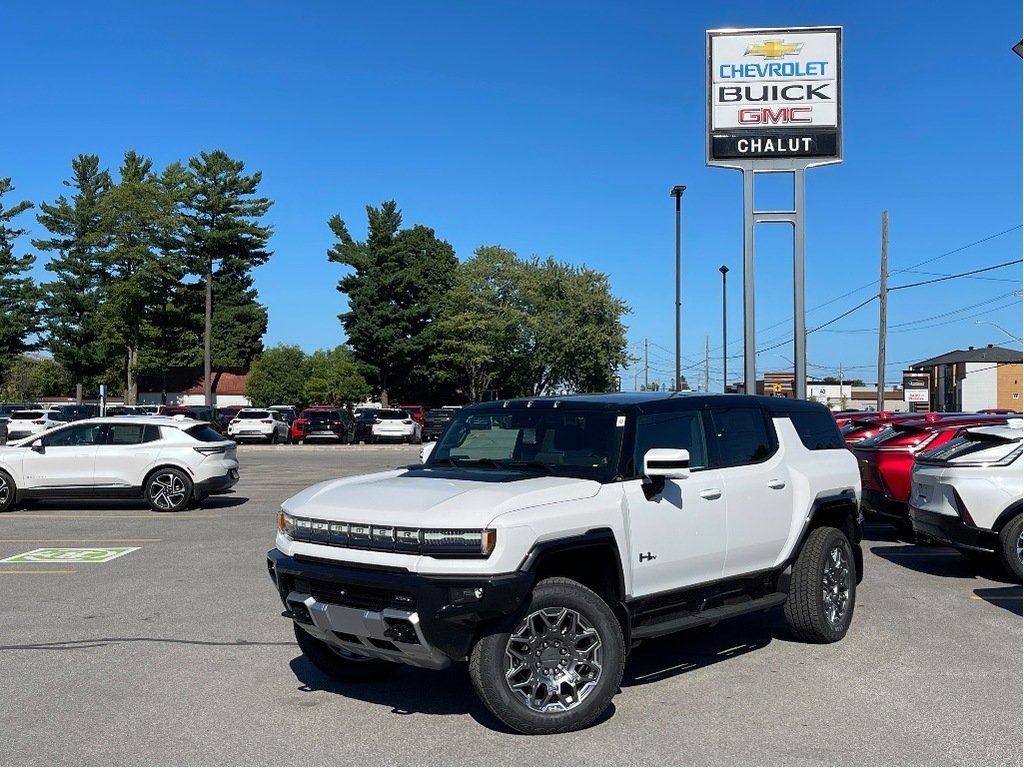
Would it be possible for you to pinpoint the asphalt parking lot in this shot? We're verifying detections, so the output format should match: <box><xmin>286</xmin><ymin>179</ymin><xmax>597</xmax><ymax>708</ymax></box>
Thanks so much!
<box><xmin>1</xmin><ymin>445</ymin><xmax>1021</xmax><ymax>766</ymax></box>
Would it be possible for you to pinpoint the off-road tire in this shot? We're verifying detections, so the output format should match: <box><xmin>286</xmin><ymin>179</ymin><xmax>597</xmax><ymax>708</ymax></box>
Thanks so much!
<box><xmin>293</xmin><ymin>623</ymin><xmax>401</xmax><ymax>682</ymax></box>
<box><xmin>784</xmin><ymin>526</ymin><xmax>856</xmax><ymax>643</ymax></box>
<box><xmin>468</xmin><ymin>577</ymin><xmax>625</xmax><ymax>735</ymax></box>
<box><xmin>996</xmin><ymin>513</ymin><xmax>1023</xmax><ymax>582</ymax></box>
<box><xmin>144</xmin><ymin>467</ymin><xmax>193</xmax><ymax>513</ymax></box>
<box><xmin>0</xmin><ymin>470</ymin><xmax>16</xmax><ymax>513</ymax></box>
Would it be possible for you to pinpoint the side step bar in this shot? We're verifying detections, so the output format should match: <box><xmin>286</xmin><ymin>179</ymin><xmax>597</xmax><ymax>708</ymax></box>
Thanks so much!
<box><xmin>631</xmin><ymin>592</ymin><xmax>787</xmax><ymax>640</ymax></box>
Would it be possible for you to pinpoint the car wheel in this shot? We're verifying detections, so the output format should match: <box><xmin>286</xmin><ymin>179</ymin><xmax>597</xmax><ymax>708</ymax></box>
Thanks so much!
<box><xmin>784</xmin><ymin>526</ymin><xmax>856</xmax><ymax>643</ymax></box>
<box><xmin>996</xmin><ymin>513</ymin><xmax>1023</xmax><ymax>582</ymax></box>
<box><xmin>293</xmin><ymin>623</ymin><xmax>401</xmax><ymax>682</ymax></box>
<box><xmin>145</xmin><ymin>468</ymin><xmax>193</xmax><ymax>513</ymax></box>
<box><xmin>269</xmin><ymin>431</ymin><xmax>279</xmax><ymax>445</ymax></box>
<box><xmin>0</xmin><ymin>470</ymin><xmax>16</xmax><ymax>513</ymax></box>
<box><xmin>468</xmin><ymin>577</ymin><xmax>625</xmax><ymax>735</ymax></box>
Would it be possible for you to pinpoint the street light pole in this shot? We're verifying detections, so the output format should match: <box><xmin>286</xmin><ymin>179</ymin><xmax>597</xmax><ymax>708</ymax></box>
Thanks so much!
<box><xmin>720</xmin><ymin>264</ymin><xmax>729</xmax><ymax>392</ymax></box>
<box><xmin>975</xmin><ymin>320</ymin><xmax>1023</xmax><ymax>344</ymax></box>
<box><xmin>670</xmin><ymin>185</ymin><xmax>686</xmax><ymax>392</ymax></box>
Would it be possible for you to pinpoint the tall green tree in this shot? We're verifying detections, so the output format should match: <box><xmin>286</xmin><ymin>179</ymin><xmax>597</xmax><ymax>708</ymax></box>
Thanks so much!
<box><xmin>245</xmin><ymin>344</ymin><xmax>307</xmax><ymax>407</ymax></box>
<box><xmin>431</xmin><ymin>248</ymin><xmax>630</xmax><ymax>400</ymax></box>
<box><xmin>137</xmin><ymin>161</ymin><xmax>204</xmax><ymax>403</ymax></box>
<box><xmin>328</xmin><ymin>201</ymin><xmax>457</xmax><ymax>406</ymax></box>
<box><xmin>97</xmin><ymin>151</ymin><xmax>183</xmax><ymax>404</ymax></box>
<box><xmin>0</xmin><ymin>178</ymin><xmax>42</xmax><ymax>381</ymax></box>
<box><xmin>513</xmin><ymin>257</ymin><xmax>631</xmax><ymax>395</ymax></box>
<box><xmin>181</xmin><ymin>150</ymin><xmax>272</xmax><ymax>407</ymax></box>
<box><xmin>34</xmin><ymin>155</ymin><xmax>112</xmax><ymax>399</ymax></box>
<box><xmin>431</xmin><ymin>246</ymin><xmax>527</xmax><ymax>402</ymax></box>
<box><xmin>304</xmin><ymin>345</ymin><xmax>370</xmax><ymax>405</ymax></box>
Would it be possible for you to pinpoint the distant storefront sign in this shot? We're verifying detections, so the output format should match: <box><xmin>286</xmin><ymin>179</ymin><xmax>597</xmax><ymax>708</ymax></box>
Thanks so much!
<box><xmin>905</xmin><ymin>390</ymin><xmax>930</xmax><ymax>404</ymax></box>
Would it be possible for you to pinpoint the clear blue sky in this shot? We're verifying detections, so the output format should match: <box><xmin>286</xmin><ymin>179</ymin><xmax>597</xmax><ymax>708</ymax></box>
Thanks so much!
<box><xmin>7</xmin><ymin>1</ymin><xmax>1022</xmax><ymax>390</ymax></box>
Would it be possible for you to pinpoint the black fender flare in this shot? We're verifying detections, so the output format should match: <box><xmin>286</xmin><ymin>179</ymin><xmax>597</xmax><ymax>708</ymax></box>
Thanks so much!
<box><xmin>993</xmin><ymin>500</ymin><xmax>1023</xmax><ymax>534</ymax></box>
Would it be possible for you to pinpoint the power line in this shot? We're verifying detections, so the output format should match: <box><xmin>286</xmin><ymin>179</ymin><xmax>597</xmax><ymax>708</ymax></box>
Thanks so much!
<box><xmin>889</xmin><ymin>259</ymin><xmax>1022</xmax><ymax>291</ymax></box>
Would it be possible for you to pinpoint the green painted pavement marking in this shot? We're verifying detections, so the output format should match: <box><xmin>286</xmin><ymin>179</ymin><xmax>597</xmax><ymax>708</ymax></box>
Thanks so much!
<box><xmin>0</xmin><ymin>546</ymin><xmax>140</xmax><ymax>564</ymax></box>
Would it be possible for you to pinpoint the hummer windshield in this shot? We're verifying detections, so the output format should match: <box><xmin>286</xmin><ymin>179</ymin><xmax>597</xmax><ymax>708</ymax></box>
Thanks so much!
<box><xmin>428</xmin><ymin>408</ymin><xmax>624</xmax><ymax>482</ymax></box>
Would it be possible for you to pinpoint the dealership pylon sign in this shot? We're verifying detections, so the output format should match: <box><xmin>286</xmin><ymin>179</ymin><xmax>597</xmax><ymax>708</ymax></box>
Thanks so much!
<box><xmin>706</xmin><ymin>26</ymin><xmax>843</xmax><ymax>400</ymax></box>
<box><xmin>707</xmin><ymin>27</ymin><xmax>842</xmax><ymax>166</ymax></box>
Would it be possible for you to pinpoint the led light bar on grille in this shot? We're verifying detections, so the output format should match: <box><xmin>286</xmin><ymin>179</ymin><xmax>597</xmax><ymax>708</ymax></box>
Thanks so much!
<box><xmin>277</xmin><ymin>511</ymin><xmax>495</xmax><ymax>557</ymax></box>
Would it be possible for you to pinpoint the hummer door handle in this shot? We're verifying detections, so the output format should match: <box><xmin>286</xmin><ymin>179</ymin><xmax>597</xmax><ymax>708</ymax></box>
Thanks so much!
<box><xmin>699</xmin><ymin>488</ymin><xmax>722</xmax><ymax>500</ymax></box>
<box><xmin>768</xmin><ymin>479</ymin><xmax>787</xmax><ymax>490</ymax></box>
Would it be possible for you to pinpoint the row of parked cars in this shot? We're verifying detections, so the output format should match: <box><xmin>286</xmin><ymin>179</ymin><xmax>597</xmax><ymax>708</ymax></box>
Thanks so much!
<box><xmin>224</xmin><ymin>403</ymin><xmax>463</xmax><ymax>445</ymax></box>
<box><xmin>835</xmin><ymin>408</ymin><xmax>1022</xmax><ymax>580</ymax></box>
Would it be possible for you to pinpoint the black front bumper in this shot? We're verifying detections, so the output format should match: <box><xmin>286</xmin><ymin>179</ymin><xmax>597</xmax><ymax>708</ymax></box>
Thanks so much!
<box><xmin>909</xmin><ymin>506</ymin><xmax>998</xmax><ymax>553</ymax></box>
<box><xmin>266</xmin><ymin>549</ymin><xmax>533</xmax><ymax>663</ymax></box>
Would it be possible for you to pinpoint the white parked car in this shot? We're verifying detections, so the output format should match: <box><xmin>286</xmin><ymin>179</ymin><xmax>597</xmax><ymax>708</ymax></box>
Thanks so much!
<box><xmin>371</xmin><ymin>409</ymin><xmax>422</xmax><ymax>444</ymax></box>
<box><xmin>227</xmin><ymin>409</ymin><xmax>289</xmax><ymax>444</ymax></box>
<box><xmin>910</xmin><ymin>420</ymin><xmax>1023</xmax><ymax>580</ymax></box>
<box><xmin>5</xmin><ymin>410</ymin><xmax>67</xmax><ymax>442</ymax></box>
<box><xmin>0</xmin><ymin>416</ymin><xmax>239</xmax><ymax>513</ymax></box>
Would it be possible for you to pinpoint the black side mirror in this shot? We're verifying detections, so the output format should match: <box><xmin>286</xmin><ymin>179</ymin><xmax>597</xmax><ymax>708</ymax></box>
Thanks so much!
<box><xmin>31</xmin><ymin>440</ymin><xmax>45</xmax><ymax>454</ymax></box>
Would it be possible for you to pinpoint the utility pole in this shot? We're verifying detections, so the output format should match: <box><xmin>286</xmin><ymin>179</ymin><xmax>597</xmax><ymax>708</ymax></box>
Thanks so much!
<box><xmin>644</xmin><ymin>338</ymin><xmax>649</xmax><ymax>391</ymax></box>
<box><xmin>876</xmin><ymin>211</ymin><xmax>888</xmax><ymax>411</ymax></box>
<box><xmin>704</xmin><ymin>336</ymin><xmax>710</xmax><ymax>393</ymax></box>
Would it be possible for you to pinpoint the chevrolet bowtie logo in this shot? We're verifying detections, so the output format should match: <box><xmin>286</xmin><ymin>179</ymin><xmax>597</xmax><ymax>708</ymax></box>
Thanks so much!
<box><xmin>745</xmin><ymin>40</ymin><xmax>804</xmax><ymax>59</ymax></box>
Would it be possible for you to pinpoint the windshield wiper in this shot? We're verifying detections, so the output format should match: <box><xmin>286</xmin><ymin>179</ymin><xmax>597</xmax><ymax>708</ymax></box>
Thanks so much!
<box><xmin>498</xmin><ymin>460</ymin><xmax>555</xmax><ymax>474</ymax></box>
<box><xmin>427</xmin><ymin>457</ymin><xmax>460</xmax><ymax>467</ymax></box>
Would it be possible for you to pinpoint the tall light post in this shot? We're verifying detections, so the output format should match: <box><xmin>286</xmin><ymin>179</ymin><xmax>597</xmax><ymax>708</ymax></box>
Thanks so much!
<box><xmin>670</xmin><ymin>185</ymin><xmax>686</xmax><ymax>391</ymax></box>
<box><xmin>975</xmin><ymin>320</ymin><xmax>1023</xmax><ymax>344</ymax></box>
<box><xmin>719</xmin><ymin>265</ymin><xmax>729</xmax><ymax>392</ymax></box>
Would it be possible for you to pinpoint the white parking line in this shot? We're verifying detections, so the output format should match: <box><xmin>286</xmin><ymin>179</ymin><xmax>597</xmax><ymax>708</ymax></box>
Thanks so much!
<box><xmin>0</xmin><ymin>514</ymin><xmax>219</xmax><ymax>520</ymax></box>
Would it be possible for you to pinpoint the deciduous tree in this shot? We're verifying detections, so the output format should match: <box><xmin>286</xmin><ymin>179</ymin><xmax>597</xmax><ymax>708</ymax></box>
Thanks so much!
<box><xmin>245</xmin><ymin>344</ymin><xmax>307</xmax><ymax>407</ymax></box>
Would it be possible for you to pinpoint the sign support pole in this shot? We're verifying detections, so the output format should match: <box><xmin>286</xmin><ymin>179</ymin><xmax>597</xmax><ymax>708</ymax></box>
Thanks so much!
<box><xmin>742</xmin><ymin>169</ymin><xmax>756</xmax><ymax>395</ymax></box>
<box><xmin>793</xmin><ymin>168</ymin><xmax>807</xmax><ymax>400</ymax></box>
<box><xmin>742</xmin><ymin>166</ymin><xmax>809</xmax><ymax>398</ymax></box>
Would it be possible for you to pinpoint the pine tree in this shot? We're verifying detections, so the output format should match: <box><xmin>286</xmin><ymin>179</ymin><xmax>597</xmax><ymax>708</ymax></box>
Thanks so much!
<box><xmin>97</xmin><ymin>151</ymin><xmax>182</xmax><ymax>404</ymax></box>
<box><xmin>181</xmin><ymin>150</ymin><xmax>273</xmax><ymax>407</ymax></box>
<box><xmin>0</xmin><ymin>178</ymin><xmax>42</xmax><ymax>382</ymax></box>
<box><xmin>34</xmin><ymin>154</ymin><xmax>112</xmax><ymax>399</ymax></box>
<box><xmin>328</xmin><ymin>201</ymin><xmax>457</xmax><ymax>406</ymax></box>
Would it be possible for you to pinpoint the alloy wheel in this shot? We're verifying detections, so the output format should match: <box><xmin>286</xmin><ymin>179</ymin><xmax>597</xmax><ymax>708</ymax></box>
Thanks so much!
<box><xmin>503</xmin><ymin>606</ymin><xmax>603</xmax><ymax>714</ymax></box>
<box><xmin>822</xmin><ymin>545</ymin><xmax>851</xmax><ymax>629</ymax></box>
<box><xmin>1017</xmin><ymin>530</ymin><xmax>1023</xmax><ymax>565</ymax></box>
<box><xmin>148</xmin><ymin>472</ymin><xmax>188</xmax><ymax>511</ymax></box>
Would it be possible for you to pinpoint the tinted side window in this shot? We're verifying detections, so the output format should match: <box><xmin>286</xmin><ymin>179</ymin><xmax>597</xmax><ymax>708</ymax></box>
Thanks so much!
<box><xmin>106</xmin><ymin>424</ymin><xmax>145</xmax><ymax>445</ymax></box>
<box><xmin>44</xmin><ymin>424</ymin><xmax>100</xmax><ymax>447</ymax></box>
<box><xmin>709</xmin><ymin>407</ymin><xmax>775</xmax><ymax>467</ymax></box>
<box><xmin>183</xmin><ymin>425</ymin><xmax>225</xmax><ymax>442</ymax></box>
<box><xmin>788</xmin><ymin>411</ymin><xmax>845</xmax><ymax>450</ymax></box>
<box><xmin>633</xmin><ymin>410</ymin><xmax>707</xmax><ymax>477</ymax></box>
<box><xmin>143</xmin><ymin>425</ymin><xmax>161</xmax><ymax>443</ymax></box>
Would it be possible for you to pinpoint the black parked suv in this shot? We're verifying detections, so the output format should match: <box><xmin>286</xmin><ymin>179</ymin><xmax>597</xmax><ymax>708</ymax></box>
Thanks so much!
<box><xmin>422</xmin><ymin>407</ymin><xmax>458</xmax><ymax>441</ymax></box>
<box><xmin>292</xmin><ymin>407</ymin><xmax>356</xmax><ymax>444</ymax></box>
<box><xmin>353</xmin><ymin>408</ymin><xmax>380</xmax><ymax>443</ymax></box>
<box><xmin>268</xmin><ymin>393</ymin><xmax>863</xmax><ymax>734</ymax></box>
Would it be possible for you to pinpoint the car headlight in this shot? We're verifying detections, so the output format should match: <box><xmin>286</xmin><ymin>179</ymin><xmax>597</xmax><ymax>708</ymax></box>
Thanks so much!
<box><xmin>277</xmin><ymin>511</ymin><xmax>495</xmax><ymax>557</ymax></box>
